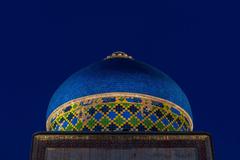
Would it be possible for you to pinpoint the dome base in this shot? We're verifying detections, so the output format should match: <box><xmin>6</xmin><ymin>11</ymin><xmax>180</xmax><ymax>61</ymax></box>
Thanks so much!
<box><xmin>47</xmin><ymin>92</ymin><xmax>193</xmax><ymax>132</ymax></box>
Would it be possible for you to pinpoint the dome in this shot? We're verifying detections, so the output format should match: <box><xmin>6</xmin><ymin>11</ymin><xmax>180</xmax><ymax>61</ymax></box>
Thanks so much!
<box><xmin>46</xmin><ymin>52</ymin><xmax>193</xmax><ymax>132</ymax></box>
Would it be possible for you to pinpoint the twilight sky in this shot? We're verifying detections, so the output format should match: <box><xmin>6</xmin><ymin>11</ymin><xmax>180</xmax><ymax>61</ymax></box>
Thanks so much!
<box><xmin>0</xmin><ymin>1</ymin><xmax>239</xmax><ymax>159</ymax></box>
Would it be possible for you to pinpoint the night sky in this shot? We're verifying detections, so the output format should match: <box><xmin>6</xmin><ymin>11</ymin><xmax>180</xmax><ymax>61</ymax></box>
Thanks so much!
<box><xmin>1</xmin><ymin>1</ymin><xmax>239</xmax><ymax>159</ymax></box>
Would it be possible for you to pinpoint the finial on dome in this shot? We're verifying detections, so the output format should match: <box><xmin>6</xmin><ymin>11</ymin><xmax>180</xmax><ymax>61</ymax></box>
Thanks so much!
<box><xmin>104</xmin><ymin>51</ymin><xmax>134</xmax><ymax>60</ymax></box>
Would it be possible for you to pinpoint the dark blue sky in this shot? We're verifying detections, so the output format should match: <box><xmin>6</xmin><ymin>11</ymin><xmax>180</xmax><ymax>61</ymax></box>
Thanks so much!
<box><xmin>1</xmin><ymin>1</ymin><xmax>239</xmax><ymax>159</ymax></box>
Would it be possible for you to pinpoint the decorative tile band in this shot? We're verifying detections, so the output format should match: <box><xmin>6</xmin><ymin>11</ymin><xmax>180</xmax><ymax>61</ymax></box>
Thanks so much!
<box><xmin>46</xmin><ymin>92</ymin><xmax>193</xmax><ymax>132</ymax></box>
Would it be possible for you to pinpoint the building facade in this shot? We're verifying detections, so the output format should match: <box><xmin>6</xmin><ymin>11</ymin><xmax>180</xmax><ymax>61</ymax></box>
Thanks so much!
<box><xmin>31</xmin><ymin>52</ymin><xmax>213</xmax><ymax>160</ymax></box>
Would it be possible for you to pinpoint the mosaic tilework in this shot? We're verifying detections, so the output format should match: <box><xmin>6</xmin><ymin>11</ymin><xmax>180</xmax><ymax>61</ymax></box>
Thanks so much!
<box><xmin>47</xmin><ymin>93</ymin><xmax>192</xmax><ymax>132</ymax></box>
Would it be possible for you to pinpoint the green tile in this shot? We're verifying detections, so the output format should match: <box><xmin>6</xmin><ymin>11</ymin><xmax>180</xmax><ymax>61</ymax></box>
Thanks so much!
<box><xmin>95</xmin><ymin>104</ymin><xmax>102</xmax><ymax>110</ymax></box>
<box><xmin>156</xmin><ymin>121</ymin><xmax>164</xmax><ymax>130</ymax></box>
<box><xmin>100</xmin><ymin>116</ymin><xmax>110</xmax><ymax>127</ymax></box>
<box><xmin>171</xmin><ymin>114</ymin><xmax>177</xmax><ymax>120</ymax></box>
<box><xmin>71</xmin><ymin>103</ymin><xmax>78</xmax><ymax>109</ymax></box>
<box><xmin>122</xmin><ymin>103</ymin><xmax>130</xmax><ymax>107</ymax></box>
<box><xmin>167</xmin><ymin>125</ymin><xmax>175</xmax><ymax>131</ymax></box>
<box><xmin>184</xmin><ymin>122</ymin><xmax>190</xmax><ymax>128</ymax></box>
<box><xmin>64</xmin><ymin>112</ymin><xmax>71</xmax><ymax>117</ymax></box>
<box><xmin>87</xmin><ymin>118</ymin><xmax>96</xmax><ymax>129</ymax></box>
<box><xmin>56</xmin><ymin>116</ymin><xmax>62</xmax><ymax>122</ymax></box>
<box><xmin>114</xmin><ymin>115</ymin><xmax>125</xmax><ymax>126</ymax></box>
<box><xmin>119</xmin><ymin>97</ymin><xmax>125</xmax><ymax>101</ymax></box>
<box><xmin>108</xmin><ymin>103</ymin><xmax>115</xmax><ymax>108</ymax></box>
<box><xmin>184</xmin><ymin>119</ymin><xmax>190</xmax><ymax>125</ymax></box>
<box><xmin>66</xmin><ymin>124</ymin><xmax>73</xmax><ymax>131</ymax></box>
<box><xmin>63</xmin><ymin>113</ymin><xmax>69</xmax><ymax>119</ymax></box>
<box><xmin>164</xmin><ymin>105</ymin><xmax>169</xmax><ymax>110</ymax></box>
<box><xmin>135</xmin><ymin>103</ymin><xmax>142</xmax><ymax>107</ymax></box>
<box><xmin>143</xmin><ymin>118</ymin><xmax>153</xmax><ymax>129</ymax></box>
<box><xmin>129</xmin><ymin>116</ymin><xmax>140</xmax><ymax>127</ymax></box>
<box><xmin>75</xmin><ymin>121</ymin><xmax>83</xmax><ymax>129</ymax></box>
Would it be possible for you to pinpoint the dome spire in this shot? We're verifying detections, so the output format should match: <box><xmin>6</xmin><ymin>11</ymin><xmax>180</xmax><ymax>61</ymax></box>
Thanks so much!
<box><xmin>104</xmin><ymin>51</ymin><xmax>134</xmax><ymax>60</ymax></box>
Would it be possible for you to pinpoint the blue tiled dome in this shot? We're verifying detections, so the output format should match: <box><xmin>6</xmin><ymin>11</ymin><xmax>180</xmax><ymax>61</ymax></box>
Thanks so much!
<box><xmin>46</xmin><ymin>52</ymin><xmax>193</xmax><ymax>132</ymax></box>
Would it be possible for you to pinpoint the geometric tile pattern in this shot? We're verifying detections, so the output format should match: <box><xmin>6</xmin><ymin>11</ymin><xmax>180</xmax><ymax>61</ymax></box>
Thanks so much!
<box><xmin>47</xmin><ymin>93</ymin><xmax>192</xmax><ymax>132</ymax></box>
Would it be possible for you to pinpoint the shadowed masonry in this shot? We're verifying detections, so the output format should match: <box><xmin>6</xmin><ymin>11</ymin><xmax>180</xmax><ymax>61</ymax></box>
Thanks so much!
<box><xmin>31</xmin><ymin>133</ymin><xmax>213</xmax><ymax>160</ymax></box>
<box><xmin>46</xmin><ymin>148</ymin><xmax>198</xmax><ymax>160</ymax></box>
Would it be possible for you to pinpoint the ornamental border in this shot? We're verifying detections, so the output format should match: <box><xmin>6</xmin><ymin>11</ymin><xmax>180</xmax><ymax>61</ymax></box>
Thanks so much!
<box><xmin>46</xmin><ymin>92</ymin><xmax>193</xmax><ymax>131</ymax></box>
